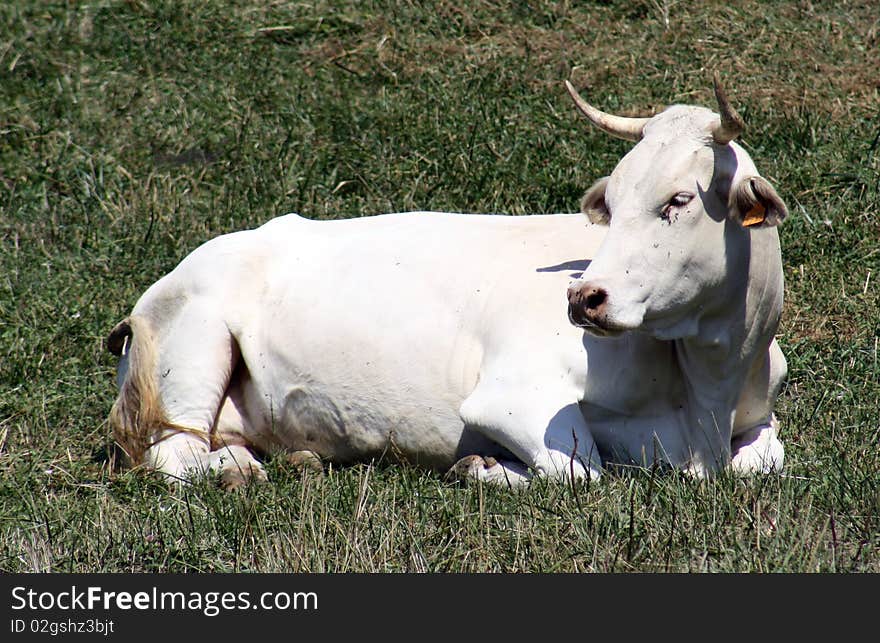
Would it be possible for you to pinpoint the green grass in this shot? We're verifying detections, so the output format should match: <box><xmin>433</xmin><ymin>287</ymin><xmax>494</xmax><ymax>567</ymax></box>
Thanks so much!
<box><xmin>1</xmin><ymin>0</ymin><xmax>877</xmax><ymax>572</ymax></box>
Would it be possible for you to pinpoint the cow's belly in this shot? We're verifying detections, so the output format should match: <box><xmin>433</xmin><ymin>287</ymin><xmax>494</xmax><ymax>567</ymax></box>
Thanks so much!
<box><xmin>222</xmin><ymin>290</ymin><xmax>497</xmax><ymax>470</ymax></box>
<box><xmin>227</xmin><ymin>373</ymin><xmax>517</xmax><ymax>471</ymax></box>
<box><xmin>227</xmin><ymin>371</ymin><xmax>475</xmax><ymax>470</ymax></box>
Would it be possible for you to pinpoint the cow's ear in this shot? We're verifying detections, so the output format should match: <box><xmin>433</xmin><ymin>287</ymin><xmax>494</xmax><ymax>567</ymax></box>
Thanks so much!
<box><xmin>580</xmin><ymin>176</ymin><xmax>611</xmax><ymax>225</ymax></box>
<box><xmin>730</xmin><ymin>175</ymin><xmax>788</xmax><ymax>228</ymax></box>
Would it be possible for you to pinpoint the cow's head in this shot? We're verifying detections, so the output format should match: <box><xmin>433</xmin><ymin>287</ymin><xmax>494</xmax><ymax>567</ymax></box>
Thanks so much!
<box><xmin>566</xmin><ymin>74</ymin><xmax>787</xmax><ymax>340</ymax></box>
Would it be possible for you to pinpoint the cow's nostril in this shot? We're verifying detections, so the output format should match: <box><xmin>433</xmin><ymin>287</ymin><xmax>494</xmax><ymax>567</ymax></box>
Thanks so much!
<box><xmin>584</xmin><ymin>288</ymin><xmax>608</xmax><ymax>310</ymax></box>
<box><xmin>585</xmin><ymin>288</ymin><xmax>607</xmax><ymax>310</ymax></box>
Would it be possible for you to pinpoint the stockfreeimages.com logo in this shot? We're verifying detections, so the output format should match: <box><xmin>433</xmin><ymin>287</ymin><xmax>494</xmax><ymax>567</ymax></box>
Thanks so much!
<box><xmin>11</xmin><ymin>585</ymin><xmax>318</xmax><ymax>617</ymax></box>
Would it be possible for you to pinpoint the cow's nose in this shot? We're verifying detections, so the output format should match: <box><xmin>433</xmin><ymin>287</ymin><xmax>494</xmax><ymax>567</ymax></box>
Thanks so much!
<box><xmin>567</xmin><ymin>283</ymin><xmax>608</xmax><ymax>325</ymax></box>
<box><xmin>568</xmin><ymin>284</ymin><xmax>608</xmax><ymax>310</ymax></box>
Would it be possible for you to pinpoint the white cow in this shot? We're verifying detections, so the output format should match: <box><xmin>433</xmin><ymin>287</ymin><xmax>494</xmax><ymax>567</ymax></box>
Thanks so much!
<box><xmin>107</xmin><ymin>75</ymin><xmax>787</xmax><ymax>488</ymax></box>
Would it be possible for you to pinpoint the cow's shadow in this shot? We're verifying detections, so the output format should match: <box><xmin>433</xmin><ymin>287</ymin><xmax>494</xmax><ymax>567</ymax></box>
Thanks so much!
<box><xmin>535</xmin><ymin>259</ymin><xmax>590</xmax><ymax>280</ymax></box>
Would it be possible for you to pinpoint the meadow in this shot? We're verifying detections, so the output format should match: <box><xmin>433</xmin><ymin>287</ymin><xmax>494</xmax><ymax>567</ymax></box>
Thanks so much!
<box><xmin>0</xmin><ymin>0</ymin><xmax>877</xmax><ymax>572</ymax></box>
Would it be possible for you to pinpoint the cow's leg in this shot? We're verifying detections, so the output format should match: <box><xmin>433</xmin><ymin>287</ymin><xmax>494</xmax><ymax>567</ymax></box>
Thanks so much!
<box><xmin>148</xmin><ymin>308</ymin><xmax>267</xmax><ymax>486</ymax></box>
<box><xmin>730</xmin><ymin>339</ymin><xmax>787</xmax><ymax>474</ymax></box>
<box><xmin>453</xmin><ymin>386</ymin><xmax>601</xmax><ymax>487</ymax></box>
<box><xmin>110</xmin><ymin>307</ymin><xmax>265</xmax><ymax>487</ymax></box>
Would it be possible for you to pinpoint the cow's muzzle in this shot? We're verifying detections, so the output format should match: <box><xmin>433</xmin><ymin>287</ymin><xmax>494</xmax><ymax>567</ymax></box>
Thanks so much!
<box><xmin>567</xmin><ymin>283</ymin><xmax>611</xmax><ymax>334</ymax></box>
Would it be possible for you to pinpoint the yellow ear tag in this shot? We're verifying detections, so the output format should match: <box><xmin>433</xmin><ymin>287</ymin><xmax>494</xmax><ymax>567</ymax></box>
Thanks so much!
<box><xmin>743</xmin><ymin>203</ymin><xmax>766</xmax><ymax>227</ymax></box>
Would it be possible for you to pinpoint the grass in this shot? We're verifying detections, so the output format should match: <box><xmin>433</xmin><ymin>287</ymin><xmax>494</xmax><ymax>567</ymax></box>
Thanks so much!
<box><xmin>0</xmin><ymin>0</ymin><xmax>878</xmax><ymax>572</ymax></box>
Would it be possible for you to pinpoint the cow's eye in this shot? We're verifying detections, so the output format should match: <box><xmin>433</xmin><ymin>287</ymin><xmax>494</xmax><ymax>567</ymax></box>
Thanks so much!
<box><xmin>661</xmin><ymin>192</ymin><xmax>694</xmax><ymax>222</ymax></box>
<box><xmin>669</xmin><ymin>192</ymin><xmax>694</xmax><ymax>207</ymax></box>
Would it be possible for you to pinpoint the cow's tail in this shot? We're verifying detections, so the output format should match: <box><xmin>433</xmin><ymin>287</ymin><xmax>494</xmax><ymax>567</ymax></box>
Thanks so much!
<box><xmin>106</xmin><ymin>315</ymin><xmax>168</xmax><ymax>466</ymax></box>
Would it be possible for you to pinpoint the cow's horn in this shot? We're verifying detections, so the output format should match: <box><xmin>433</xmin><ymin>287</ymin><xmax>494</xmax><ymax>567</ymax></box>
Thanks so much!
<box><xmin>712</xmin><ymin>71</ymin><xmax>745</xmax><ymax>144</ymax></box>
<box><xmin>565</xmin><ymin>80</ymin><xmax>648</xmax><ymax>142</ymax></box>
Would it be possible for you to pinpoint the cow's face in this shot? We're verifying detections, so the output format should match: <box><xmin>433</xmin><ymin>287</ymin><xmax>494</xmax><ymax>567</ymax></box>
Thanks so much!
<box><xmin>565</xmin><ymin>78</ymin><xmax>787</xmax><ymax>340</ymax></box>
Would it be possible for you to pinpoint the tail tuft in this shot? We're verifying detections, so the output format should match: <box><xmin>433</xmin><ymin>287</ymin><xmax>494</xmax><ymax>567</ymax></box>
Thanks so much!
<box><xmin>108</xmin><ymin>315</ymin><xmax>167</xmax><ymax>465</ymax></box>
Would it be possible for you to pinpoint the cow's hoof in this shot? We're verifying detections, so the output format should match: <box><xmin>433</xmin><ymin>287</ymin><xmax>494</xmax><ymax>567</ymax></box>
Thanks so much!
<box><xmin>446</xmin><ymin>455</ymin><xmax>498</xmax><ymax>482</ymax></box>
<box><xmin>219</xmin><ymin>461</ymin><xmax>268</xmax><ymax>491</ymax></box>
<box><xmin>730</xmin><ymin>420</ymin><xmax>784</xmax><ymax>475</ymax></box>
<box><xmin>284</xmin><ymin>450</ymin><xmax>324</xmax><ymax>473</ymax></box>
<box><xmin>447</xmin><ymin>456</ymin><xmax>532</xmax><ymax>487</ymax></box>
<box><xmin>730</xmin><ymin>439</ymin><xmax>784</xmax><ymax>474</ymax></box>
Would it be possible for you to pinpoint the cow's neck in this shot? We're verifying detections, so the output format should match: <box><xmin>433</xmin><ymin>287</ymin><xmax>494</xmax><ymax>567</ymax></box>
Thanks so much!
<box><xmin>672</xmin><ymin>227</ymin><xmax>783</xmax><ymax>472</ymax></box>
